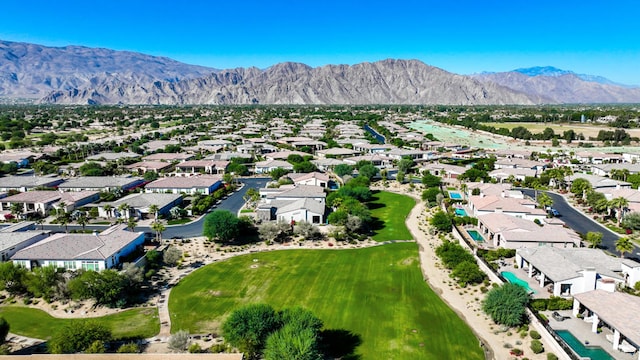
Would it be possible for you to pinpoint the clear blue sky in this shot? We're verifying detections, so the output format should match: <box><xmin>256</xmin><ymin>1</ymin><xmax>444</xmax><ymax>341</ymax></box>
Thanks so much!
<box><xmin>2</xmin><ymin>0</ymin><xmax>639</xmax><ymax>84</ymax></box>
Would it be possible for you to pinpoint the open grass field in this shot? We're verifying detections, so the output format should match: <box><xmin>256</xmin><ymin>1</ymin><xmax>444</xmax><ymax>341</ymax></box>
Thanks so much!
<box><xmin>169</xmin><ymin>243</ymin><xmax>483</xmax><ymax>360</ymax></box>
<box><xmin>369</xmin><ymin>191</ymin><xmax>415</xmax><ymax>241</ymax></box>
<box><xmin>0</xmin><ymin>306</ymin><xmax>160</xmax><ymax>340</ymax></box>
<box><xmin>479</xmin><ymin>121</ymin><xmax>640</xmax><ymax>138</ymax></box>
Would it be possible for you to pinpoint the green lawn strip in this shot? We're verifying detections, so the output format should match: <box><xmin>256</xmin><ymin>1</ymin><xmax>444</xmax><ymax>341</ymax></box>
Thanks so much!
<box><xmin>0</xmin><ymin>306</ymin><xmax>159</xmax><ymax>340</ymax></box>
<box><xmin>169</xmin><ymin>243</ymin><xmax>483</xmax><ymax>360</ymax></box>
<box><xmin>369</xmin><ymin>191</ymin><xmax>415</xmax><ymax>241</ymax></box>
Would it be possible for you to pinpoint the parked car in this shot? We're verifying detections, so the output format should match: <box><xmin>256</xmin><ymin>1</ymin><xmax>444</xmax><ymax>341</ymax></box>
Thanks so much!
<box><xmin>549</xmin><ymin>208</ymin><xmax>560</xmax><ymax>217</ymax></box>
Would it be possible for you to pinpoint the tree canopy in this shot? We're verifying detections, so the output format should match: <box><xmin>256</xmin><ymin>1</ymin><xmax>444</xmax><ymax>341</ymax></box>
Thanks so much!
<box><xmin>48</xmin><ymin>321</ymin><xmax>111</xmax><ymax>354</ymax></box>
<box><xmin>203</xmin><ymin>210</ymin><xmax>240</xmax><ymax>243</ymax></box>
<box><xmin>482</xmin><ymin>283</ymin><xmax>530</xmax><ymax>327</ymax></box>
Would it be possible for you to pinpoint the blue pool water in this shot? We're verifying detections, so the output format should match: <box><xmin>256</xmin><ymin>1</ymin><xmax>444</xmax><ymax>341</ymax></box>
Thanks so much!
<box><xmin>556</xmin><ymin>330</ymin><xmax>614</xmax><ymax>360</ymax></box>
<box><xmin>449</xmin><ymin>191</ymin><xmax>462</xmax><ymax>199</ymax></box>
<box><xmin>500</xmin><ymin>271</ymin><xmax>536</xmax><ymax>294</ymax></box>
<box><xmin>466</xmin><ymin>229</ymin><xmax>484</xmax><ymax>242</ymax></box>
<box><xmin>455</xmin><ymin>208</ymin><xmax>468</xmax><ymax>217</ymax></box>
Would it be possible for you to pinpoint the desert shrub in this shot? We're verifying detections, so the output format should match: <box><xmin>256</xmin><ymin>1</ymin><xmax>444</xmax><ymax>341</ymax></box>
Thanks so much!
<box><xmin>117</xmin><ymin>343</ymin><xmax>140</xmax><ymax>353</ymax></box>
<box><xmin>168</xmin><ymin>330</ymin><xmax>190</xmax><ymax>351</ymax></box>
<box><xmin>530</xmin><ymin>330</ymin><xmax>541</xmax><ymax>340</ymax></box>
<box><xmin>530</xmin><ymin>339</ymin><xmax>544</xmax><ymax>354</ymax></box>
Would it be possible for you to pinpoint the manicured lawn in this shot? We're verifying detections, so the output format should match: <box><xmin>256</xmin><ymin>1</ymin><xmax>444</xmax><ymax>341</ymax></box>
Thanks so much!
<box><xmin>169</xmin><ymin>243</ymin><xmax>483</xmax><ymax>360</ymax></box>
<box><xmin>167</xmin><ymin>218</ymin><xmax>192</xmax><ymax>225</ymax></box>
<box><xmin>369</xmin><ymin>191</ymin><xmax>415</xmax><ymax>241</ymax></box>
<box><xmin>0</xmin><ymin>306</ymin><xmax>159</xmax><ymax>340</ymax></box>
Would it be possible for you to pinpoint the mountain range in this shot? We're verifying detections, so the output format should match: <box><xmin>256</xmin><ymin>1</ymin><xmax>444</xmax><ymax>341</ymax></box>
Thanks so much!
<box><xmin>1</xmin><ymin>40</ymin><xmax>639</xmax><ymax>105</ymax></box>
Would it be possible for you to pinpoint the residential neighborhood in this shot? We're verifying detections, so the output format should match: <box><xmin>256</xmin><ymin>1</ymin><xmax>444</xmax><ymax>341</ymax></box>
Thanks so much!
<box><xmin>0</xmin><ymin>105</ymin><xmax>640</xmax><ymax>359</ymax></box>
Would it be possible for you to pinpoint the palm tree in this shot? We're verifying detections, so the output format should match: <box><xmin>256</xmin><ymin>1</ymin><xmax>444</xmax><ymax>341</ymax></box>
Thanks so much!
<box><xmin>537</xmin><ymin>193</ymin><xmax>554</xmax><ymax>211</ymax></box>
<box><xmin>118</xmin><ymin>203</ymin><xmax>131</xmax><ymax>220</ymax></box>
<box><xmin>127</xmin><ymin>217</ymin><xmax>137</xmax><ymax>232</ymax></box>
<box><xmin>584</xmin><ymin>231</ymin><xmax>603</xmax><ymax>249</ymax></box>
<box><xmin>148</xmin><ymin>204</ymin><xmax>160</xmax><ymax>220</ymax></box>
<box><xmin>151</xmin><ymin>220</ymin><xmax>166</xmax><ymax>242</ymax></box>
<box><xmin>615</xmin><ymin>237</ymin><xmax>636</xmax><ymax>258</ymax></box>
<box><xmin>76</xmin><ymin>213</ymin><xmax>89</xmax><ymax>231</ymax></box>
<box><xmin>103</xmin><ymin>204</ymin><xmax>113</xmax><ymax>219</ymax></box>
<box><xmin>609</xmin><ymin>197</ymin><xmax>629</xmax><ymax>226</ymax></box>
<box><xmin>57</xmin><ymin>211</ymin><xmax>70</xmax><ymax>233</ymax></box>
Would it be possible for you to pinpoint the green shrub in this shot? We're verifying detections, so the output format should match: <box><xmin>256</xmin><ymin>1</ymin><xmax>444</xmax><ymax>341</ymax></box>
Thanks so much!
<box><xmin>188</xmin><ymin>343</ymin><xmax>202</xmax><ymax>353</ymax></box>
<box><xmin>546</xmin><ymin>353</ymin><xmax>558</xmax><ymax>360</ymax></box>
<box><xmin>530</xmin><ymin>330</ymin><xmax>541</xmax><ymax>340</ymax></box>
<box><xmin>117</xmin><ymin>343</ymin><xmax>140</xmax><ymax>353</ymax></box>
<box><xmin>530</xmin><ymin>339</ymin><xmax>544</xmax><ymax>354</ymax></box>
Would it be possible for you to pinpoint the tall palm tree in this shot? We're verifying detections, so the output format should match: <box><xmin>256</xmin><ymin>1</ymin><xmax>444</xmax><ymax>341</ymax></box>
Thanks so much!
<box><xmin>103</xmin><ymin>204</ymin><xmax>113</xmax><ymax>219</ymax></box>
<box><xmin>615</xmin><ymin>237</ymin><xmax>636</xmax><ymax>258</ymax></box>
<box><xmin>76</xmin><ymin>213</ymin><xmax>89</xmax><ymax>231</ymax></box>
<box><xmin>127</xmin><ymin>217</ymin><xmax>137</xmax><ymax>232</ymax></box>
<box><xmin>57</xmin><ymin>211</ymin><xmax>70</xmax><ymax>233</ymax></box>
<box><xmin>118</xmin><ymin>203</ymin><xmax>131</xmax><ymax>220</ymax></box>
<box><xmin>609</xmin><ymin>197</ymin><xmax>629</xmax><ymax>226</ymax></box>
<box><xmin>148</xmin><ymin>204</ymin><xmax>160</xmax><ymax>220</ymax></box>
<box><xmin>151</xmin><ymin>220</ymin><xmax>166</xmax><ymax>242</ymax></box>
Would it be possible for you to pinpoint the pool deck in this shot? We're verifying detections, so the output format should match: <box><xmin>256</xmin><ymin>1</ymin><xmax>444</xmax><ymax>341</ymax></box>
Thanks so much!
<box><xmin>546</xmin><ymin>310</ymin><xmax>636</xmax><ymax>360</ymax></box>
<box><xmin>499</xmin><ymin>264</ymin><xmax>549</xmax><ymax>299</ymax></box>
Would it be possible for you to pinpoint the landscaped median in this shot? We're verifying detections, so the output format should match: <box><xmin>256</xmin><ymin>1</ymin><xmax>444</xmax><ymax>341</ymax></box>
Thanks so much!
<box><xmin>168</xmin><ymin>242</ymin><xmax>484</xmax><ymax>360</ymax></box>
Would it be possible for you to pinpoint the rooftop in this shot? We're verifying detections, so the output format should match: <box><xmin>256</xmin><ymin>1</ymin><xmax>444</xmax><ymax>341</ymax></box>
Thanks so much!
<box><xmin>12</xmin><ymin>224</ymin><xmax>143</xmax><ymax>261</ymax></box>
<box><xmin>574</xmin><ymin>290</ymin><xmax>640</xmax><ymax>348</ymax></box>
<box><xmin>517</xmin><ymin>247</ymin><xmax>639</xmax><ymax>282</ymax></box>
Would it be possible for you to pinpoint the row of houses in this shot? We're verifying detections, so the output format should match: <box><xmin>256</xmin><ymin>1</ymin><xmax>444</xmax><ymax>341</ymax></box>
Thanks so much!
<box><xmin>0</xmin><ymin>175</ymin><xmax>223</xmax><ymax>221</ymax></box>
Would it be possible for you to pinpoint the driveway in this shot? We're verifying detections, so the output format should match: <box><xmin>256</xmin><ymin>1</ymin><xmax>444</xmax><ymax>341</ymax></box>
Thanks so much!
<box><xmin>43</xmin><ymin>177</ymin><xmax>271</xmax><ymax>239</ymax></box>
<box><xmin>519</xmin><ymin>189</ymin><xmax>625</xmax><ymax>257</ymax></box>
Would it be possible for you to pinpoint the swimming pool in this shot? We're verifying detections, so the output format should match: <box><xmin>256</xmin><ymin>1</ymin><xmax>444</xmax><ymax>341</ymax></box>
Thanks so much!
<box><xmin>466</xmin><ymin>229</ymin><xmax>484</xmax><ymax>242</ymax></box>
<box><xmin>455</xmin><ymin>208</ymin><xmax>468</xmax><ymax>217</ymax></box>
<box><xmin>500</xmin><ymin>271</ymin><xmax>536</xmax><ymax>294</ymax></box>
<box><xmin>556</xmin><ymin>330</ymin><xmax>614</xmax><ymax>360</ymax></box>
<box><xmin>449</xmin><ymin>191</ymin><xmax>462</xmax><ymax>199</ymax></box>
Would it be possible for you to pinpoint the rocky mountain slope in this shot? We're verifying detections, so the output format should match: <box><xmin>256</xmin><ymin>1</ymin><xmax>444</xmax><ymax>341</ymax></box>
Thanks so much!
<box><xmin>473</xmin><ymin>70</ymin><xmax>640</xmax><ymax>103</ymax></box>
<box><xmin>3</xmin><ymin>39</ymin><xmax>638</xmax><ymax>104</ymax></box>
<box><xmin>0</xmin><ymin>40</ymin><xmax>215</xmax><ymax>98</ymax></box>
<box><xmin>41</xmin><ymin>59</ymin><xmax>543</xmax><ymax>105</ymax></box>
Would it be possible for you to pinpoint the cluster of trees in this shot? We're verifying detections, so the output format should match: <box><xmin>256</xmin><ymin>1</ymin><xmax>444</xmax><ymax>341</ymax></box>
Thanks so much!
<box><xmin>458</xmin><ymin>158</ymin><xmax>495</xmax><ymax>183</ymax></box>
<box><xmin>47</xmin><ymin>320</ymin><xmax>140</xmax><ymax>354</ymax></box>
<box><xmin>326</xmin><ymin>175</ymin><xmax>373</xmax><ymax>235</ymax></box>
<box><xmin>287</xmin><ymin>154</ymin><xmax>318</xmax><ymax>173</ymax></box>
<box><xmin>191</xmin><ymin>187</ymin><xmax>230</xmax><ymax>215</ymax></box>
<box><xmin>435</xmin><ymin>241</ymin><xmax>486</xmax><ymax>286</ymax></box>
<box><xmin>202</xmin><ymin>210</ymin><xmax>255</xmax><ymax>243</ymax></box>
<box><xmin>430</xmin><ymin>210</ymin><xmax>453</xmax><ymax>233</ymax></box>
<box><xmin>421</xmin><ymin>171</ymin><xmax>444</xmax><ymax>206</ymax></box>
<box><xmin>0</xmin><ymin>247</ymin><xmax>181</xmax><ymax>308</ymax></box>
<box><xmin>222</xmin><ymin>304</ymin><xmax>325</xmax><ymax>360</ymax></box>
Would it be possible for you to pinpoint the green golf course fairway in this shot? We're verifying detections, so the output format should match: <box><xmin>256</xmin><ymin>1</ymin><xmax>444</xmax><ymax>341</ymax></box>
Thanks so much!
<box><xmin>0</xmin><ymin>306</ymin><xmax>159</xmax><ymax>340</ymax></box>
<box><xmin>169</xmin><ymin>242</ymin><xmax>483</xmax><ymax>359</ymax></box>
<box><xmin>369</xmin><ymin>191</ymin><xmax>415</xmax><ymax>241</ymax></box>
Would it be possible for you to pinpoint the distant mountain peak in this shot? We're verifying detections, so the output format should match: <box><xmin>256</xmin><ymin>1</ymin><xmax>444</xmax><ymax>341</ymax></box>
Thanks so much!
<box><xmin>512</xmin><ymin>66</ymin><xmax>635</xmax><ymax>88</ymax></box>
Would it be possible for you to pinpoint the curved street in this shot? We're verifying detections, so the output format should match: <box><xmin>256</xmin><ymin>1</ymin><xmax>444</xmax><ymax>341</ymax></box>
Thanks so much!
<box><xmin>520</xmin><ymin>189</ymin><xmax>630</xmax><ymax>258</ymax></box>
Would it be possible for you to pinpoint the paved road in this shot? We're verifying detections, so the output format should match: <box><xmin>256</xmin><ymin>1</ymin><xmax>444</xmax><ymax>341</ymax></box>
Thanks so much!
<box><xmin>519</xmin><ymin>189</ymin><xmax>626</xmax><ymax>257</ymax></box>
<box><xmin>43</xmin><ymin>177</ymin><xmax>270</xmax><ymax>238</ymax></box>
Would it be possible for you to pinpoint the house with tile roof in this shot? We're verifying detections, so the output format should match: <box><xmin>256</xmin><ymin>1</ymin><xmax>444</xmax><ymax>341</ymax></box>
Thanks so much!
<box><xmin>516</xmin><ymin>247</ymin><xmax>640</xmax><ymax>297</ymax></box>
<box><xmin>477</xmin><ymin>212</ymin><xmax>580</xmax><ymax>249</ymax></box>
<box><xmin>11</xmin><ymin>224</ymin><xmax>145</xmax><ymax>271</ymax></box>
<box><xmin>144</xmin><ymin>175</ymin><xmax>222</xmax><ymax>195</ymax></box>
<box><xmin>0</xmin><ymin>222</ymin><xmax>50</xmax><ymax>262</ymax></box>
